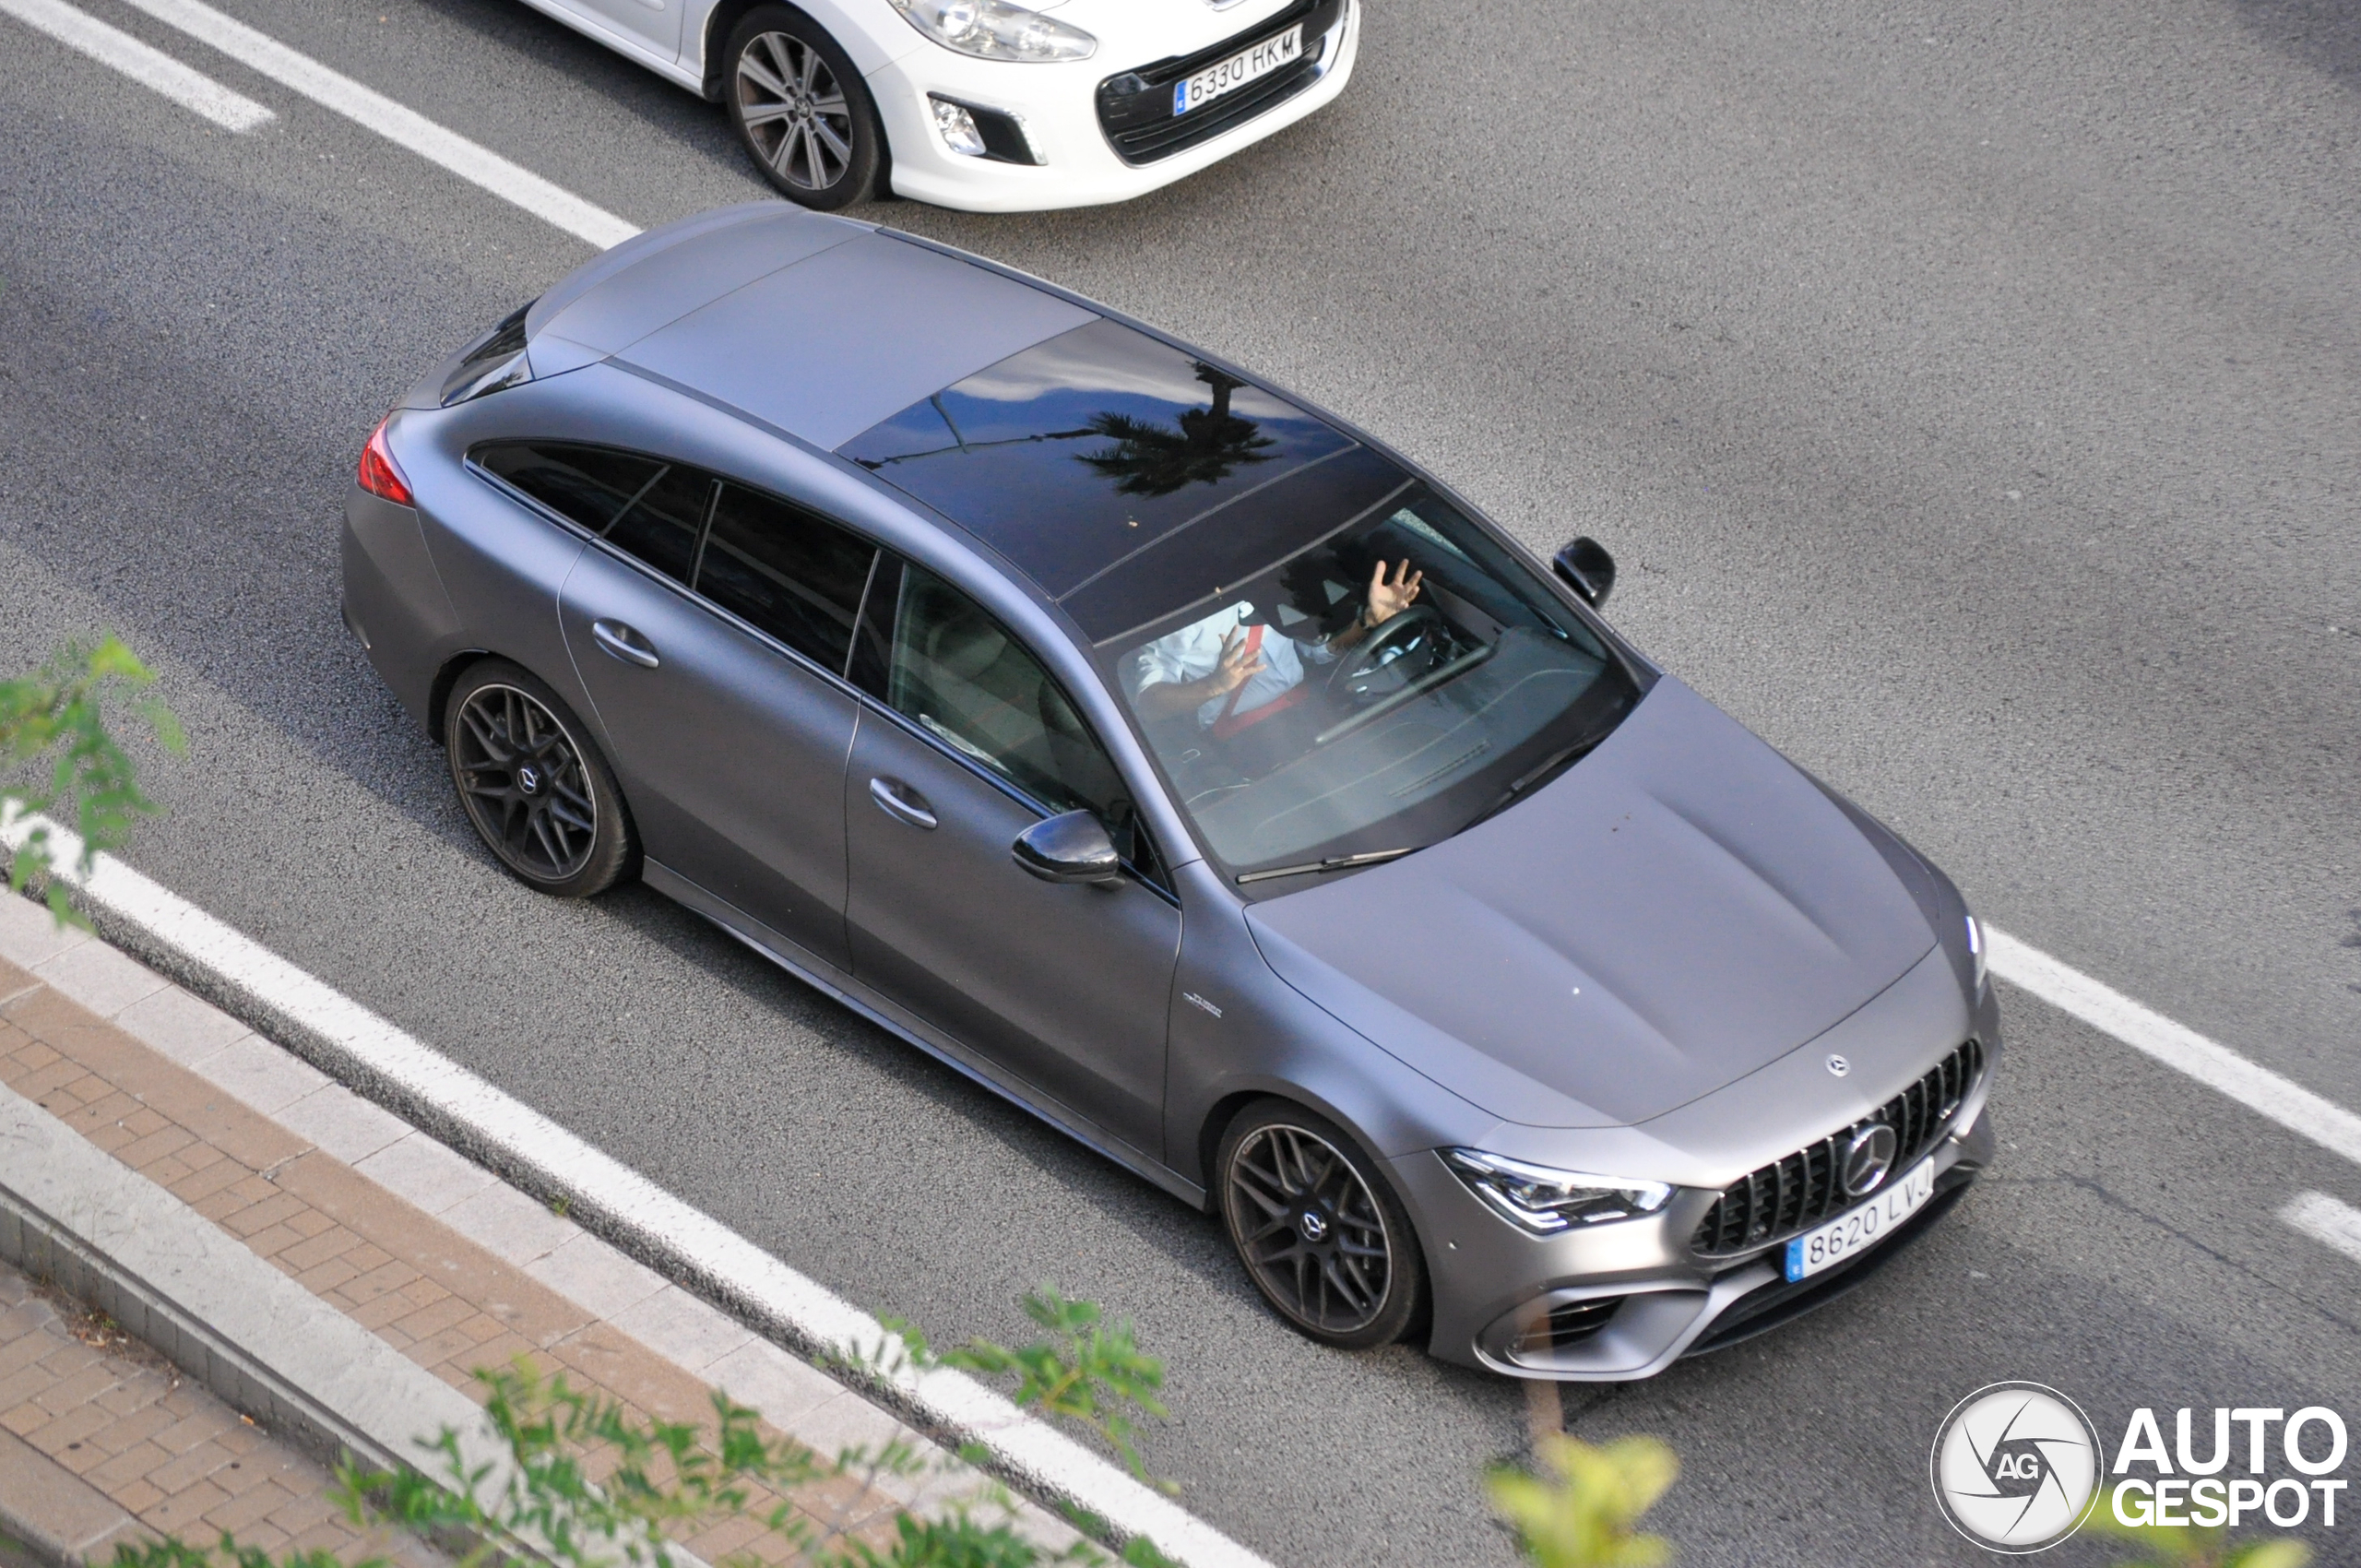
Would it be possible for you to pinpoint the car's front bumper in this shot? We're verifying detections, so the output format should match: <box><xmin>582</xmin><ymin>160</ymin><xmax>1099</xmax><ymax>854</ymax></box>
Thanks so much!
<box><xmin>1396</xmin><ymin>1098</ymin><xmax>1996</xmax><ymax>1380</ymax></box>
<box><xmin>1396</xmin><ymin>944</ymin><xmax>2005</xmax><ymax>1383</ymax></box>
<box><xmin>864</xmin><ymin>0</ymin><xmax>1358</xmax><ymax>210</ymax></box>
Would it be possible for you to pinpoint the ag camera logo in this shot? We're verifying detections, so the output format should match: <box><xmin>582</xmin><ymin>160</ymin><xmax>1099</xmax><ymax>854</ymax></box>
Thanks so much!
<box><xmin>1930</xmin><ymin>1383</ymin><xmax>2102</xmax><ymax>1552</ymax></box>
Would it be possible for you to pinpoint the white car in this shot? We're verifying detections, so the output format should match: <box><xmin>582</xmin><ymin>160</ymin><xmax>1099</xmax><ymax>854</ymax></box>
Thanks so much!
<box><xmin>516</xmin><ymin>0</ymin><xmax>1358</xmax><ymax>210</ymax></box>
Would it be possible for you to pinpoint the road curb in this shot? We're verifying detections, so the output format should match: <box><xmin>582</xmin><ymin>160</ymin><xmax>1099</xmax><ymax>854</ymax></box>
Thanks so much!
<box><xmin>0</xmin><ymin>1076</ymin><xmax>522</xmax><ymax>1566</ymax></box>
<box><xmin>0</xmin><ymin>1080</ymin><xmax>448</xmax><ymax>1480</ymax></box>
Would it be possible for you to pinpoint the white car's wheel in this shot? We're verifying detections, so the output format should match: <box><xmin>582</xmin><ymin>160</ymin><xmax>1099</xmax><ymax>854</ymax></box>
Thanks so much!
<box><xmin>726</xmin><ymin>6</ymin><xmax>884</xmax><ymax>209</ymax></box>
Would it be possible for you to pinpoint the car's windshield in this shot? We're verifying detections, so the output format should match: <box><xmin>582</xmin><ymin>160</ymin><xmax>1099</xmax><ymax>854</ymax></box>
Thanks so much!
<box><xmin>1102</xmin><ymin>487</ymin><xmax>1640</xmax><ymax>888</ymax></box>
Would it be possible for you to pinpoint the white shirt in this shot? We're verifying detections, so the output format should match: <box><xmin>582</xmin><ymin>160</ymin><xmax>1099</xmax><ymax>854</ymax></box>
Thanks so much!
<box><xmin>1128</xmin><ymin>601</ymin><xmax>1326</xmax><ymax>729</ymax></box>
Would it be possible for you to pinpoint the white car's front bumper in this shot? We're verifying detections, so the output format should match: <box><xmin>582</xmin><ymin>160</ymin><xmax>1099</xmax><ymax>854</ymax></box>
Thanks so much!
<box><xmin>865</xmin><ymin>0</ymin><xmax>1357</xmax><ymax>211</ymax></box>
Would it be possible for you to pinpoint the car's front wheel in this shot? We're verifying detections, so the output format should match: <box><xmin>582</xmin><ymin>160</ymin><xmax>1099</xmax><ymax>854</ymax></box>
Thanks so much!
<box><xmin>1216</xmin><ymin>1099</ymin><xmax>1430</xmax><ymax>1349</ymax></box>
<box><xmin>725</xmin><ymin>6</ymin><xmax>884</xmax><ymax>210</ymax></box>
<box><xmin>444</xmin><ymin>660</ymin><xmax>635</xmax><ymax>897</ymax></box>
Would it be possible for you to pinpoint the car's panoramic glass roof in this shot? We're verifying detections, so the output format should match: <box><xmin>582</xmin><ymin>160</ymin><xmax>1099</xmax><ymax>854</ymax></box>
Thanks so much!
<box><xmin>836</xmin><ymin>318</ymin><xmax>1412</xmax><ymax>642</ymax></box>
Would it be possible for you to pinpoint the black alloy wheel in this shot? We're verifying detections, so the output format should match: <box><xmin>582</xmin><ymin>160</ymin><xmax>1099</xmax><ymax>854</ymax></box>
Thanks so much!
<box><xmin>444</xmin><ymin>661</ymin><xmax>635</xmax><ymax>897</ymax></box>
<box><xmin>726</xmin><ymin>6</ymin><xmax>883</xmax><ymax>209</ymax></box>
<box><xmin>1218</xmin><ymin>1101</ymin><xmax>1428</xmax><ymax>1348</ymax></box>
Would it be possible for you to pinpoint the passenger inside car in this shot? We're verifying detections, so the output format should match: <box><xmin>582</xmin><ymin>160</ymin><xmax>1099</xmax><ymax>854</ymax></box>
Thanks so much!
<box><xmin>1126</xmin><ymin>557</ymin><xmax>1425</xmax><ymax>735</ymax></box>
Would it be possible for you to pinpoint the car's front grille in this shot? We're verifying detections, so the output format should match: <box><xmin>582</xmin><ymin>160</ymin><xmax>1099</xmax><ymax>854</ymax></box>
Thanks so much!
<box><xmin>1512</xmin><ymin>1297</ymin><xmax>1624</xmax><ymax>1357</ymax></box>
<box><xmin>1691</xmin><ymin>1039</ymin><xmax>1985</xmax><ymax>1258</ymax></box>
<box><xmin>1093</xmin><ymin>0</ymin><xmax>1345</xmax><ymax>166</ymax></box>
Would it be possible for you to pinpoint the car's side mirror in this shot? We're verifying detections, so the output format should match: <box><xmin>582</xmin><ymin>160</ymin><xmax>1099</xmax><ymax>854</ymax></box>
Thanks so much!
<box><xmin>1552</xmin><ymin>537</ymin><xmax>1617</xmax><ymax>609</ymax></box>
<box><xmin>1013</xmin><ymin>810</ymin><xmax>1123</xmax><ymax>885</ymax></box>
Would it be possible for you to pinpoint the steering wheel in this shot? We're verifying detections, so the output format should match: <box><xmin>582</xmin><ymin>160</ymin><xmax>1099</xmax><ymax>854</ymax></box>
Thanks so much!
<box><xmin>1326</xmin><ymin>605</ymin><xmax>1449</xmax><ymax>704</ymax></box>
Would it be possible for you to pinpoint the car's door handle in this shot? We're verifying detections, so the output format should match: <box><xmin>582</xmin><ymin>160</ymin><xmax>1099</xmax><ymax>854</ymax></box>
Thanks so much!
<box><xmin>867</xmin><ymin>776</ymin><xmax>937</xmax><ymax>830</ymax></box>
<box><xmin>590</xmin><ymin>620</ymin><xmax>658</xmax><ymax>669</ymax></box>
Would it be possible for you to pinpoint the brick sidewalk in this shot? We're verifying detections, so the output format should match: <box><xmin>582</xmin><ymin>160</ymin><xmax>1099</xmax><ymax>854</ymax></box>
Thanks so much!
<box><xmin>0</xmin><ymin>899</ymin><xmax>1067</xmax><ymax>1565</ymax></box>
<box><xmin>0</xmin><ymin>1259</ymin><xmax>442</xmax><ymax>1565</ymax></box>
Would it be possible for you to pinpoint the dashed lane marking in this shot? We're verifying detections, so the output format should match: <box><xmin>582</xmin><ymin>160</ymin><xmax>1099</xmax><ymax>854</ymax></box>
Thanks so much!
<box><xmin>2281</xmin><ymin>1191</ymin><xmax>2361</xmax><ymax>1268</ymax></box>
<box><xmin>113</xmin><ymin>0</ymin><xmax>638</xmax><ymax>249</ymax></box>
<box><xmin>1987</xmin><ymin>930</ymin><xmax>2361</xmax><ymax>1169</ymax></box>
<box><xmin>2</xmin><ymin>0</ymin><xmax>273</xmax><ymax>131</ymax></box>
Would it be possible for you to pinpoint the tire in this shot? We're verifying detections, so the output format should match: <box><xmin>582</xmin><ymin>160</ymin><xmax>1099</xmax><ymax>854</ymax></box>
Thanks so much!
<box><xmin>443</xmin><ymin>660</ymin><xmax>635</xmax><ymax>897</ymax></box>
<box><xmin>1216</xmin><ymin>1099</ymin><xmax>1430</xmax><ymax>1349</ymax></box>
<box><xmin>724</xmin><ymin>6</ymin><xmax>884</xmax><ymax>209</ymax></box>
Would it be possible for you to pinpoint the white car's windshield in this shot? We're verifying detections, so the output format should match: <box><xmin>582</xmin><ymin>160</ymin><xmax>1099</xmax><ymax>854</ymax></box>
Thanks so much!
<box><xmin>1105</xmin><ymin>488</ymin><xmax>1640</xmax><ymax>886</ymax></box>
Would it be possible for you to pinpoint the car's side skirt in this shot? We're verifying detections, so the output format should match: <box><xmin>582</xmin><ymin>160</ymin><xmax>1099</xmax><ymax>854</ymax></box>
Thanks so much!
<box><xmin>641</xmin><ymin>859</ymin><xmax>1209</xmax><ymax>1209</ymax></box>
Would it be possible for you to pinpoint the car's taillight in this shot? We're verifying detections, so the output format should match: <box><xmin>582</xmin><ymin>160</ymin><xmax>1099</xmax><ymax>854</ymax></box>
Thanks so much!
<box><xmin>358</xmin><ymin>416</ymin><xmax>414</xmax><ymax>506</ymax></box>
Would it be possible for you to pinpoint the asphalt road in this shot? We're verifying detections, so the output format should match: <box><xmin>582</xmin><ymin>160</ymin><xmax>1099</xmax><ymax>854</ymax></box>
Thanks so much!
<box><xmin>3</xmin><ymin>0</ymin><xmax>2358</xmax><ymax>1562</ymax></box>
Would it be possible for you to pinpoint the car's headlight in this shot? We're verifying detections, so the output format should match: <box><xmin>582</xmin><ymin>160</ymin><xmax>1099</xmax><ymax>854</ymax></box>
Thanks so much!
<box><xmin>1966</xmin><ymin>912</ymin><xmax>1987</xmax><ymax>996</ymax></box>
<box><xmin>1442</xmin><ymin>1149</ymin><xmax>1671</xmax><ymax>1233</ymax></box>
<box><xmin>889</xmin><ymin>0</ymin><xmax>1097</xmax><ymax>62</ymax></box>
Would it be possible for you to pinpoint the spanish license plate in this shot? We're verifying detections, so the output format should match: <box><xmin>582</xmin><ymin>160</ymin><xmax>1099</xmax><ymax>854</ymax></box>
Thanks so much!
<box><xmin>1173</xmin><ymin>25</ymin><xmax>1302</xmax><ymax>116</ymax></box>
<box><xmin>1784</xmin><ymin>1156</ymin><xmax>1936</xmax><ymax>1281</ymax></box>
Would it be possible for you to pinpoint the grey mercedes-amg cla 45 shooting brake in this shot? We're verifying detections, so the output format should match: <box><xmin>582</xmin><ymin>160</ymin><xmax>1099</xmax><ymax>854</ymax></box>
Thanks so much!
<box><xmin>343</xmin><ymin>202</ymin><xmax>1999</xmax><ymax>1379</ymax></box>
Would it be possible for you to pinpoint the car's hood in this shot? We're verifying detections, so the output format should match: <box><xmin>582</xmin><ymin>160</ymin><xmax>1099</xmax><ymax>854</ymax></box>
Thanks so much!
<box><xmin>1246</xmin><ymin>678</ymin><xmax>1939</xmax><ymax>1128</ymax></box>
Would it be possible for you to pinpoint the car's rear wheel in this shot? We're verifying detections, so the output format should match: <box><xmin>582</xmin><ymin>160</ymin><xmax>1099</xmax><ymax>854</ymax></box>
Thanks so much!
<box><xmin>444</xmin><ymin>661</ymin><xmax>635</xmax><ymax>897</ymax></box>
<box><xmin>725</xmin><ymin>6</ymin><xmax>883</xmax><ymax>209</ymax></box>
<box><xmin>1216</xmin><ymin>1100</ymin><xmax>1429</xmax><ymax>1349</ymax></box>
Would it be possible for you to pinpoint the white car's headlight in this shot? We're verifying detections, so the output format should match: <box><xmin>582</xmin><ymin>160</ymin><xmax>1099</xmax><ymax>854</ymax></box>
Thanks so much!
<box><xmin>1966</xmin><ymin>912</ymin><xmax>1987</xmax><ymax>996</ymax></box>
<box><xmin>890</xmin><ymin>0</ymin><xmax>1097</xmax><ymax>62</ymax></box>
<box><xmin>1442</xmin><ymin>1149</ymin><xmax>1671</xmax><ymax>1233</ymax></box>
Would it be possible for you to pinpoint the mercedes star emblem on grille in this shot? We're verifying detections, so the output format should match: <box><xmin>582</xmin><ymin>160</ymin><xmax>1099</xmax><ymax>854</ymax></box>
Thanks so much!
<box><xmin>1843</xmin><ymin>1123</ymin><xmax>1900</xmax><ymax>1196</ymax></box>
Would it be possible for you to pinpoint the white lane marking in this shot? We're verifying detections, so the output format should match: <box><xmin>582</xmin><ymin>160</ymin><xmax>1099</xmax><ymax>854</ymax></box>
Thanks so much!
<box><xmin>113</xmin><ymin>0</ymin><xmax>639</xmax><ymax>249</ymax></box>
<box><xmin>0</xmin><ymin>812</ymin><xmax>1266</xmax><ymax>1568</ymax></box>
<box><xmin>2281</xmin><ymin>1191</ymin><xmax>2361</xmax><ymax>1267</ymax></box>
<box><xmin>1987</xmin><ymin>928</ymin><xmax>2361</xmax><ymax>1168</ymax></box>
<box><xmin>1</xmin><ymin>0</ymin><xmax>273</xmax><ymax>131</ymax></box>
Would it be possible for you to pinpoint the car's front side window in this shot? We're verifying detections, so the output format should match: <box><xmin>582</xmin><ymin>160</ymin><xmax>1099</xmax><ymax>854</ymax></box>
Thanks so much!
<box><xmin>884</xmin><ymin>566</ymin><xmax>1157</xmax><ymax>875</ymax></box>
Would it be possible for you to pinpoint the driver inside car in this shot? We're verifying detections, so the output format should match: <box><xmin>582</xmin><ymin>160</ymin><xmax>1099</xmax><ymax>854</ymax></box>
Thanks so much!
<box><xmin>1128</xmin><ymin>559</ymin><xmax>1425</xmax><ymax>739</ymax></box>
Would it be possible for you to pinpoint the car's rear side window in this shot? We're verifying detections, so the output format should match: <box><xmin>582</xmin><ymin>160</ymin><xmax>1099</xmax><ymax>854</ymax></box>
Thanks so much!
<box><xmin>697</xmin><ymin>483</ymin><xmax>876</xmax><ymax>671</ymax></box>
<box><xmin>475</xmin><ymin>442</ymin><xmax>712</xmax><ymax>583</ymax></box>
<box><xmin>477</xmin><ymin>443</ymin><xmax>658</xmax><ymax>532</ymax></box>
<box><xmin>607</xmin><ymin>463</ymin><xmax>713</xmax><ymax>583</ymax></box>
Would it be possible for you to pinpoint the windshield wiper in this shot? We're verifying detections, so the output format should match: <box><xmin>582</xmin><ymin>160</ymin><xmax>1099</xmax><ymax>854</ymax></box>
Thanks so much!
<box><xmin>1236</xmin><ymin>847</ymin><xmax>1417</xmax><ymax>885</ymax></box>
<box><xmin>1458</xmin><ymin>733</ymin><xmax>1608</xmax><ymax>835</ymax></box>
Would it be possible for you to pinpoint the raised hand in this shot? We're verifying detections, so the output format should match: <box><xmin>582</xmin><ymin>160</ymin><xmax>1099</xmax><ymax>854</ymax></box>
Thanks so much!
<box><xmin>1365</xmin><ymin>558</ymin><xmax>1424</xmax><ymax>627</ymax></box>
<box><xmin>1206</xmin><ymin>624</ymin><xmax>1267</xmax><ymax>695</ymax></box>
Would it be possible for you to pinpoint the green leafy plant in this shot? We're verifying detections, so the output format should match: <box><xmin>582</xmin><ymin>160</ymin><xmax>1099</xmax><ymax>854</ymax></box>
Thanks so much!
<box><xmin>1</xmin><ymin>636</ymin><xmax>182</xmax><ymax>924</ymax></box>
<box><xmin>2086</xmin><ymin>1484</ymin><xmax>2312</xmax><ymax>1568</ymax></box>
<box><xmin>365</xmin><ymin>1357</ymin><xmax>1141</xmax><ymax>1568</ymax></box>
<box><xmin>879</xmin><ymin>1289</ymin><xmax>1171</xmax><ymax>1495</ymax></box>
<box><xmin>1486</xmin><ymin>1432</ymin><xmax>1679</xmax><ymax>1568</ymax></box>
<box><xmin>112</xmin><ymin>1540</ymin><xmax>362</xmax><ymax>1568</ymax></box>
<box><xmin>105</xmin><ymin>1359</ymin><xmax>1096</xmax><ymax>1568</ymax></box>
<box><xmin>365</xmin><ymin>1359</ymin><xmax>830</xmax><ymax>1567</ymax></box>
<box><xmin>104</xmin><ymin>1291</ymin><xmax>1176</xmax><ymax>1568</ymax></box>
